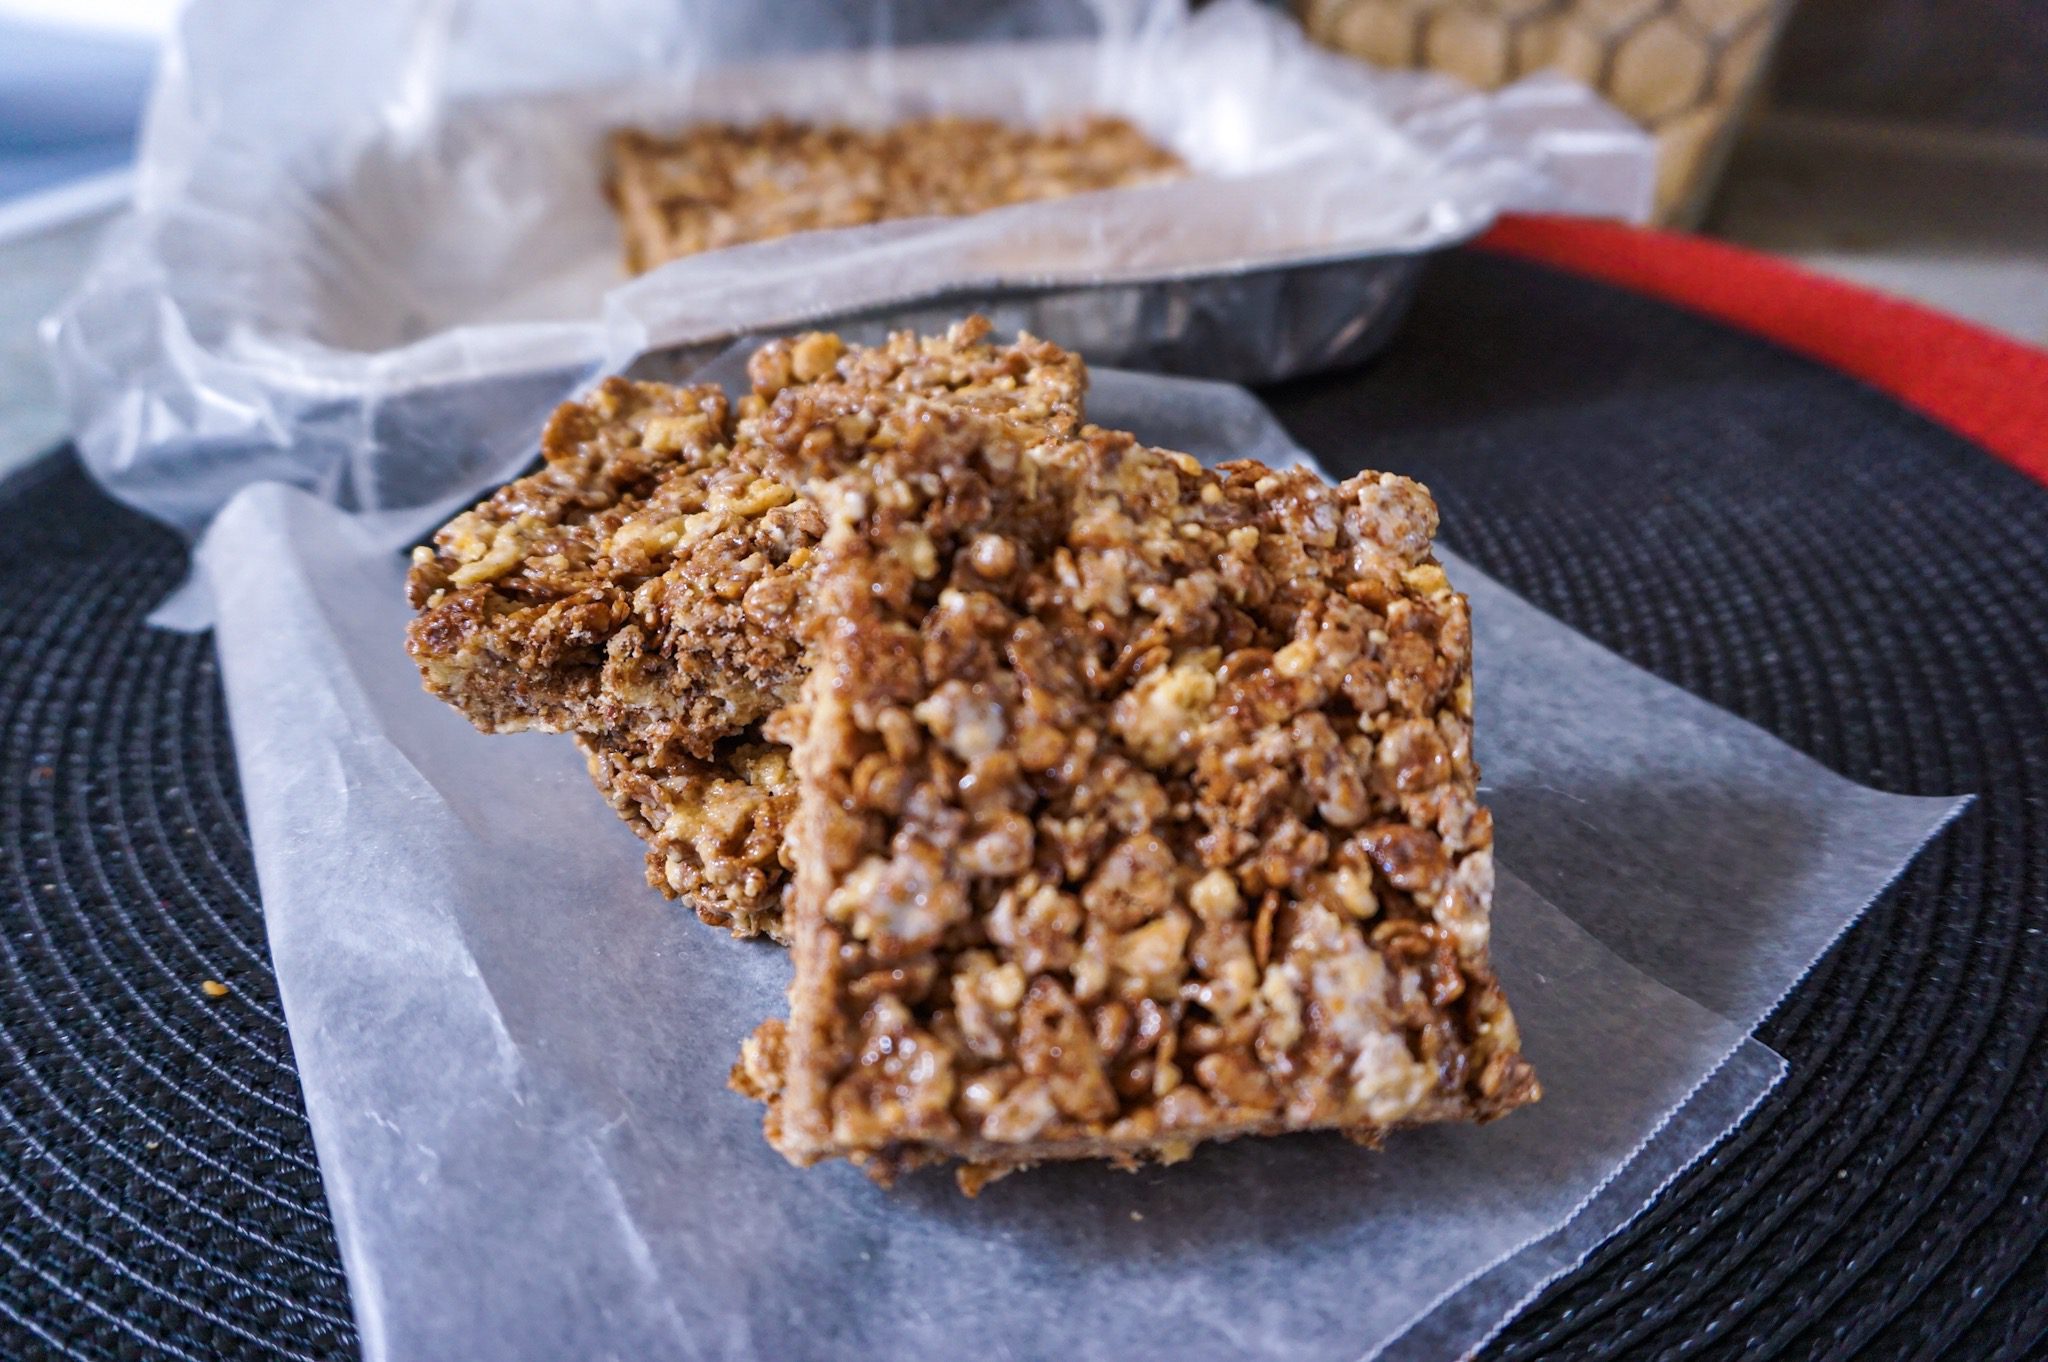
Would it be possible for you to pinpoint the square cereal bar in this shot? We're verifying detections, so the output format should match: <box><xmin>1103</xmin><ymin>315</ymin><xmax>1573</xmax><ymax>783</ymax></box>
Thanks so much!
<box><xmin>738</xmin><ymin>423</ymin><xmax>1538</xmax><ymax>1187</ymax></box>
<box><xmin>406</xmin><ymin>318</ymin><xmax>1086</xmax><ymax>760</ymax></box>
<box><xmin>608</xmin><ymin>115</ymin><xmax>1184</xmax><ymax>274</ymax></box>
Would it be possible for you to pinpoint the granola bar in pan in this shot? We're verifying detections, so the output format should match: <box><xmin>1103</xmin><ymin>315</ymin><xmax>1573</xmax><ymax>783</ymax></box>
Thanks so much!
<box><xmin>577</xmin><ymin>732</ymin><xmax>796</xmax><ymax>942</ymax></box>
<box><xmin>737</xmin><ymin>415</ymin><xmax>1537</xmax><ymax>1189</ymax></box>
<box><xmin>608</xmin><ymin>115</ymin><xmax>1185</xmax><ymax>273</ymax></box>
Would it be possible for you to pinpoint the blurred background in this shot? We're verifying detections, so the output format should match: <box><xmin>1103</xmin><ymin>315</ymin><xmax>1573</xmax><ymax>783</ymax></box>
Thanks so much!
<box><xmin>4</xmin><ymin>0</ymin><xmax>2045</xmax><ymax>475</ymax></box>
<box><xmin>1296</xmin><ymin>0</ymin><xmax>2048</xmax><ymax>340</ymax></box>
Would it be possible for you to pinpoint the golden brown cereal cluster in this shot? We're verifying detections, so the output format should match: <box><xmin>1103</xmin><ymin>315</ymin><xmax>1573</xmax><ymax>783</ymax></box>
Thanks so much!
<box><xmin>406</xmin><ymin>319</ymin><xmax>1083</xmax><ymax>936</ymax></box>
<box><xmin>578</xmin><ymin>733</ymin><xmax>798</xmax><ymax>941</ymax></box>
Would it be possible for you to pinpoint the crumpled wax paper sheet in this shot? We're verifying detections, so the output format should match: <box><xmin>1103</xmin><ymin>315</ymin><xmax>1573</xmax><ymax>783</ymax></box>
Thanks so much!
<box><xmin>194</xmin><ymin>369</ymin><xmax>1963</xmax><ymax>1362</ymax></box>
<box><xmin>49</xmin><ymin>0</ymin><xmax>1652</xmax><ymax>536</ymax></box>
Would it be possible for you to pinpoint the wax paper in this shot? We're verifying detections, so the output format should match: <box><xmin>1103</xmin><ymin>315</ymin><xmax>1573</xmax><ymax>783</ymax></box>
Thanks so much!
<box><xmin>194</xmin><ymin>370</ymin><xmax>1961</xmax><ymax>1361</ymax></box>
<box><xmin>49</xmin><ymin>0</ymin><xmax>1651</xmax><ymax>536</ymax></box>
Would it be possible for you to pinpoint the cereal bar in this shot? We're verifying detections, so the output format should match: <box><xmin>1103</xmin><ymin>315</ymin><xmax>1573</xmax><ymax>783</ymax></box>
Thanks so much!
<box><xmin>738</xmin><ymin>418</ymin><xmax>1539</xmax><ymax>1187</ymax></box>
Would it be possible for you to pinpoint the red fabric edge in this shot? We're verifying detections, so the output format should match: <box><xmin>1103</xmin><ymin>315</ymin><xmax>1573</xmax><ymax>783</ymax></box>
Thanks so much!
<box><xmin>1476</xmin><ymin>214</ymin><xmax>2048</xmax><ymax>488</ymax></box>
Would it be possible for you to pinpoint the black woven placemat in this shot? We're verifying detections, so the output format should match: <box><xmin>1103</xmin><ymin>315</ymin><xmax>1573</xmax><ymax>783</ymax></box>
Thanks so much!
<box><xmin>3</xmin><ymin>248</ymin><xmax>2044</xmax><ymax>1361</ymax></box>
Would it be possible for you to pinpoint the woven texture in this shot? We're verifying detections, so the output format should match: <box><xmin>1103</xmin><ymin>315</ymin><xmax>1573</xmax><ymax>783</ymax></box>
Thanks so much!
<box><xmin>2</xmin><ymin>248</ymin><xmax>2045</xmax><ymax>1360</ymax></box>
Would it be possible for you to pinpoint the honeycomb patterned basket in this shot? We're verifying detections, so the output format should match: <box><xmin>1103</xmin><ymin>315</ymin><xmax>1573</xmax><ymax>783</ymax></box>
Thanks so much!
<box><xmin>1297</xmin><ymin>0</ymin><xmax>1797</xmax><ymax>224</ymax></box>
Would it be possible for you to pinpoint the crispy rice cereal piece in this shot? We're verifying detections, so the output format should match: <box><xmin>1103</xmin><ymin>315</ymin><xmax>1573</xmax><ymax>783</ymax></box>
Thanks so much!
<box><xmin>740</xmin><ymin>421</ymin><xmax>1538</xmax><ymax>1186</ymax></box>
<box><xmin>405</xmin><ymin>318</ymin><xmax>1085</xmax><ymax>759</ymax></box>
<box><xmin>578</xmin><ymin>732</ymin><xmax>797</xmax><ymax>941</ymax></box>
<box><xmin>609</xmin><ymin>114</ymin><xmax>1184</xmax><ymax>273</ymax></box>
